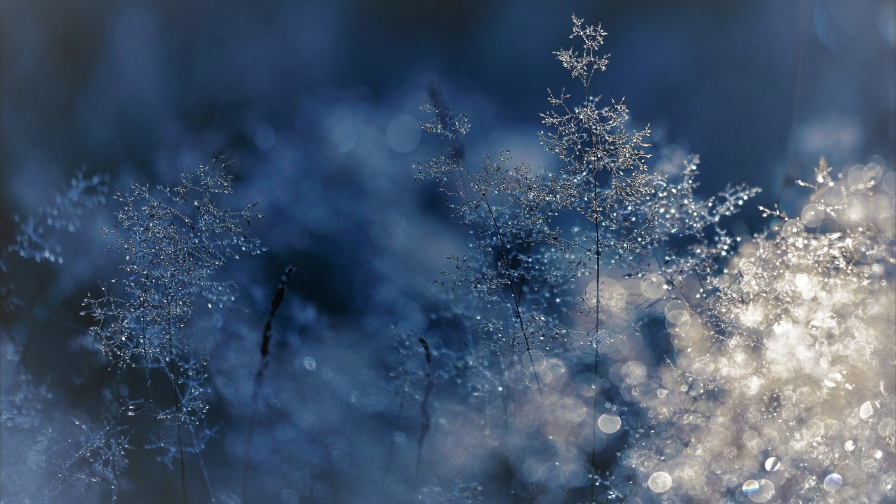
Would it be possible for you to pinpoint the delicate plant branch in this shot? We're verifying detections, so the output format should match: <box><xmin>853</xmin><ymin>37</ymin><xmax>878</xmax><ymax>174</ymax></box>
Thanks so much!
<box><xmin>83</xmin><ymin>157</ymin><xmax>262</xmax><ymax>501</ymax></box>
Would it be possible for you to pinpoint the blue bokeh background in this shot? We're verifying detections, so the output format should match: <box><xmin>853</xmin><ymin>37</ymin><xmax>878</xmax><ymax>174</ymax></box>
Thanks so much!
<box><xmin>2</xmin><ymin>0</ymin><xmax>894</xmax><ymax>205</ymax></box>
<box><xmin>1</xmin><ymin>1</ymin><xmax>894</xmax><ymax>502</ymax></box>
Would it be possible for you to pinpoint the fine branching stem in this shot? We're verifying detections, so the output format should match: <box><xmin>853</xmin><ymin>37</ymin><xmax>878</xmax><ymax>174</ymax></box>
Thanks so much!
<box><xmin>477</xmin><ymin>189</ymin><xmax>546</xmax><ymax>407</ymax></box>
<box><xmin>83</xmin><ymin>158</ymin><xmax>262</xmax><ymax>502</ymax></box>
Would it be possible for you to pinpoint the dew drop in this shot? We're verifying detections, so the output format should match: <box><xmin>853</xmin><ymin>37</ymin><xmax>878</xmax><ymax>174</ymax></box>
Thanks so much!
<box><xmin>823</xmin><ymin>473</ymin><xmax>842</xmax><ymax>491</ymax></box>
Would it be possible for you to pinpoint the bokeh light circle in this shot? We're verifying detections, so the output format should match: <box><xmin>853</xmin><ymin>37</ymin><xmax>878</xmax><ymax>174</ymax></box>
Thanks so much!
<box><xmin>386</xmin><ymin>114</ymin><xmax>421</xmax><ymax>153</ymax></box>
<box><xmin>823</xmin><ymin>473</ymin><xmax>843</xmax><ymax>491</ymax></box>
<box><xmin>597</xmin><ymin>413</ymin><xmax>621</xmax><ymax>434</ymax></box>
<box><xmin>647</xmin><ymin>471</ymin><xmax>672</xmax><ymax>493</ymax></box>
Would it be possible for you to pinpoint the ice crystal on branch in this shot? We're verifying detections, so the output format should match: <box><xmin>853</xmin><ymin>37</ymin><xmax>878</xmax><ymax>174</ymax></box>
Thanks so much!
<box><xmin>1</xmin><ymin>170</ymin><xmax>107</xmax><ymax>313</ymax></box>
<box><xmin>44</xmin><ymin>417</ymin><xmax>131</xmax><ymax>501</ymax></box>
<box><xmin>414</xmin><ymin>15</ymin><xmax>765</xmax><ymax>502</ymax></box>
<box><xmin>554</xmin><ymin>15</ymin><xmax>609</xmax><ymax>87</ymax></box>
<box><xmin>622</xmin><ymin>159</ymin><xmax>896</xmax><ymax>502</ymax></box>
<box><xmin>86</xmin><ymin>157</ymin><xmax>262</xmax><ymax>380</ymax></box>
<box><xmin>82</xmin><ymin>157</ymin><xmax>262</xmax><ymax>498</ymax></box>
<box><xmin>3</xmin><ymin>170</ymin><xmax>108</xmax><ymax>269</ymax></box>
<box><xmin>419</xmin><ymin>102</ymin><xmax>470</xmax><ymax>140</ymax></box>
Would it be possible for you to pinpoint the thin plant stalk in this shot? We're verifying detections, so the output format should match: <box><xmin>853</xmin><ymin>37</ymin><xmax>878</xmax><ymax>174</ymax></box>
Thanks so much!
<box><xmin>242</xmin><ymin>266</ymin><xmax>294</xmax><ymax>504</ymax></box>
<box><xmin>414</xmin><ymin>337</ymin><xmax>434</xmax><ymax>482</ymax></box>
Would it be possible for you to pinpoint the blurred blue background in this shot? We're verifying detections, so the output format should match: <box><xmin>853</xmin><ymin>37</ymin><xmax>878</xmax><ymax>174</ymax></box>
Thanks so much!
<box><xmin>3</xmin><ymin>0</ymin><xmax>894</xmax><ymax>208</ymax></box>
<box><xmin>1</xmin><ymin>0</ymin><xmax>894</xmax><ymax>502</ymax></box>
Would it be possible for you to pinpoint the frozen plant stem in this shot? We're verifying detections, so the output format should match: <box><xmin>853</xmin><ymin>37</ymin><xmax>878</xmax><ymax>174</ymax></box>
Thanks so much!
<box><xmin>243</xmin><ymin>265</ymin><xmax>294</xmax><ymax>504</ymax></box>
<box><xmin>474</xmin><ymin>173</ymin><xmax>546</xmax><ymax>407</ymax></box>
<box><xmin>418</xmin><ymin>92</ymin><xmax>548</xmax><ymax>408</ymax></box>
<box><xmin>591</xmin><ymin>216</ymin><xmax>600</xmax><ymax>504</ymax></box>
<box><xmin>85</xmin><ymin>157</ymin><xmax>263</xmax><ymax>501</ymax></box>
<box><xmin>415</xmin><ymin>14</ymin><xmax>767</xmax><ymax>501</ymax></box>
<box><xmin>587</xmin><ymin>66</ymin><xmax>600</xmax><ymax>502</ymax></box>
<box><xmin>415</xmin><ymin>337</ymin><xmax>434</xmax><ymax>482</ymax></box>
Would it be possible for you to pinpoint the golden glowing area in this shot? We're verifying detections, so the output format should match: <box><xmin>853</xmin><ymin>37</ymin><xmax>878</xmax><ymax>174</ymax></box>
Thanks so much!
<box><xmin>617</xmin><ymin>161</ymin><xmax>896</xmax><ymax>502</ymax></box>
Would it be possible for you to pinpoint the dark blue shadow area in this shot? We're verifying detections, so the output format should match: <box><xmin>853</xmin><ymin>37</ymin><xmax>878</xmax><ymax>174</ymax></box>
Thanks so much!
<box><xmin>2</xmin><ymin>1</ymin><xmax>894</xmax><ymax>503</ymax></box>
